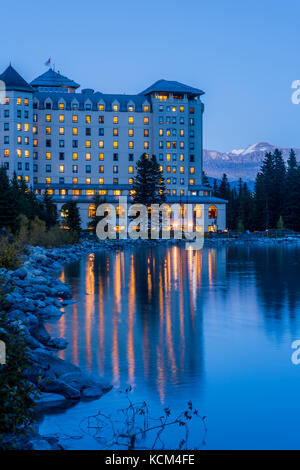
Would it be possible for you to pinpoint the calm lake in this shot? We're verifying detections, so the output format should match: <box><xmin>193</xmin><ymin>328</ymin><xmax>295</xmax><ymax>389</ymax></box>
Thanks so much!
<box><xmin>41</xmin><ymin>243</ymin><xmax>300</xmax><ymax>450</ymax></box>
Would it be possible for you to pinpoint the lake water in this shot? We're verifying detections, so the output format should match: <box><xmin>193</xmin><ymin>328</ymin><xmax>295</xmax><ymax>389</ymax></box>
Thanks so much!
<box><xmin>41</xmin><ymin>243</ymin><xmax>300</xmax><ymax>450</ymax></box>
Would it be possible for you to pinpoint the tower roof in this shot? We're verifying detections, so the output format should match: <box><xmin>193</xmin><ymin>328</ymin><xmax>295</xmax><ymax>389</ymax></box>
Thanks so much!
<box><xmin>30</xmin><ymin>68</ymin><xmax>80</xmax><ymax>89</ymax></box>
<box><xmin>140</xmin><ymin>79</ymin><xmax>204</xmax><ymax>96</ymax></box>
<box><xmin>0</xmin><ymin>65</ymin><xmax>33</xmax><ymax>92</ymax></box>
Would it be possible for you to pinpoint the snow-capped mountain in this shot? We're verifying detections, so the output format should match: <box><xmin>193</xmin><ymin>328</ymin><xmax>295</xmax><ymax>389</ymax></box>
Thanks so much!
<box><xmin>203</xmin><ymin>142</ymin><xmax>300</xmax><ymax>181</ymax></box>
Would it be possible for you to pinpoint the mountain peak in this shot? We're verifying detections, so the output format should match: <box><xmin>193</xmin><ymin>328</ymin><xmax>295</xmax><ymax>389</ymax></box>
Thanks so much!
<box><xmin>204</xmin><ymin>143</ymin><xmax>299</xmax><ymax>182</ymax></box>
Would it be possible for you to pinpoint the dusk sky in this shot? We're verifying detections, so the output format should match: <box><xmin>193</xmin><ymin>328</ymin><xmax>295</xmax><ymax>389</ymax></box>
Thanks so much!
<box><xmin>2</xmin><ymin>0</ymin><xmax>300</xmax><ymax>152</ymax></box>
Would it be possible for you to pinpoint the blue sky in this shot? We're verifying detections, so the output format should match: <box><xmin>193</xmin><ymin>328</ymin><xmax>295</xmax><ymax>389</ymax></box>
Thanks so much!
<box><xmin>1</xmin><ymin>0</ymin><xmax>300</xmax><ymax>152</ymax></box>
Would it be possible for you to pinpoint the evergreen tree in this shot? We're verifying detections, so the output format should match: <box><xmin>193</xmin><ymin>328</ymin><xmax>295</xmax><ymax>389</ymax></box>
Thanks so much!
<box><xmin>0</xmin><ymin>167</ymin><xmax>18</xmax><ymax>232</ymax></box>
<box><xmin>202</xmin><ymin>170</ymin><xmax>209</xmax><ymax>186</ymax></box>
<box><xmin>133</xmin><ymin>153</ymin><xmax>165</xmax><ymax>205</ymax></box>
<box><xmin>43</xmin><ymin>189</ymin><xmax>58</xmax><ymax>229</ymax></box>
<box><xmin>62</xmin><ymin>201</ymin><xmax>81</xmax><ymax>241</ymax></box>
<box><xmin>283</xmin><ymin>149</ymin><xmax>300</xmax><ymax>231</ymax></box>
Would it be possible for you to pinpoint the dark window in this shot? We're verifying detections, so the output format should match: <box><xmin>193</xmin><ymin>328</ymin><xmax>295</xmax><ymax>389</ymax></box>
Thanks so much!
<box><xmin>113</xmin><ymin>153</ymin><xmax>118</xmax><ymax>161</ymax></box>
<box><xmin>129</xmin><ymin>153</ymin><xmax>134</xmax><ymax>161</ymax></box>
<box><xmin>59</xmin><ymin>152</ymin><xmax>65</xmax><ymax>161</ymax></box>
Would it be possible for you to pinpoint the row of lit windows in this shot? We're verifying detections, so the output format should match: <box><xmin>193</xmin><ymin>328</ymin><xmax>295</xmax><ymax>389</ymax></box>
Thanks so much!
<box><xmin>41</xmin><ymin>126</ymin><xmax>149</xmax><ymax>137</ymax></box>
<box><xmin>157</xmin><ymin>104</ymin><xmax>195</xmax><ymax>114</ymax></box>
<box><xmin>2</xmin><ymin>97</ymin><xmax>29</xmax><ymax>106</ymax></box>
<box><xmin>43</xmin><ymin>164</ymin><xmax>135</xmax><ymax>174</ymax></box>
<box><xmin>44</xmin><ymin>114</ymin><xmax>150</xmax><ymax>125</ymax></box>
<box><xmin>37</xmin><ymin>139</ymin><xmax>150</xmax><ymax>150</ymax></box>
<box><xmin>36</xmin><ymin>102</ymin><xmax>150</xmax><ymax>112</ymax></box>
<box><xmin>166</xmin><ymin>166</ymin><xmax>195</xmax><ymax>174</ymax></box>
<box><xmin>42</xmin><ymin>175</ymin><xmax>195</xmax><ymax>186</ymax></box>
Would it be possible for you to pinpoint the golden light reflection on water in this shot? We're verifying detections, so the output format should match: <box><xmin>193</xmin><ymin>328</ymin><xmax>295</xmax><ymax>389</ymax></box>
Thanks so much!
<box><xmin>47</xmin><ymin>246</ymin><xmax>221</xmax><ymax>402</ymax></box>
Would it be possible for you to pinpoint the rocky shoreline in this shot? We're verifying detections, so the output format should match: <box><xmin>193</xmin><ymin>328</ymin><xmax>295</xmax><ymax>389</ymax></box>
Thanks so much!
<box><xmin>0</xmin><ymin>239</ymin><xmax>116</xmax><ymax>449</ymax></box>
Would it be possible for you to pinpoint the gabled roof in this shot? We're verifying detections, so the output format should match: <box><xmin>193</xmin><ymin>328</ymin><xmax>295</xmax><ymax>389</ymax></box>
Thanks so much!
<box><xmin>30</xmin><ymin>68</ymin><xmax>80</xmax><ymax>89</ymax></box>
<box><xmin>140</xmin><ymin>79</ymin><xmax>204</xmax><ymax>96</ymax></box>
<box><xmin>0</xmin><ymin>65</ymin><xmax>33</xmax><ymax>92</ymax></box>
<box><xmin>33</xmin><ymin>91</ymin><xmax>151</xmax><ymax>112</ymax></box>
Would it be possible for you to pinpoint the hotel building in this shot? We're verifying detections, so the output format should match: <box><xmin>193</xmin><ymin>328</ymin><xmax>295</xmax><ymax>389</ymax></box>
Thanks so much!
<box><xmin>0</xmin><ymin>65</ymin><xmax>226</xmax><ymax>231</ymax></box>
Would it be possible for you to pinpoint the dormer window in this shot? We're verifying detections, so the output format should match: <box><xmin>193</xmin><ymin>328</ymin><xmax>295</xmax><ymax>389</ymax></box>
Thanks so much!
<box><xmin>72</xmin><ymin>102</ymin><xmax>79</xmax><ymax>110</ymax></box>
<box><xmin>113</xmin><ymin>104</ymin><xmax>119</xmax><ymax>112</ymax></box>
<box><xmin>59</xmin><ymin>103</ymin><xmax>65</xmax><ymax>110</ymax></box>
<box><xmin>85</xmin><ymin>103</ymin><xmax>92</xmax><ymax>110</ymax></box>
<box><xmin>128</xmin><ymin>104</ymin><xmax>134</xmax><ymax>112</ymax></box>
<box><xmin>98</xmin><ymin>104</ymin><xmax>104</xmax><ymax>111</ymax></box>
<box><xmin>45</xmin><ymin>101</ymin><xmax>52</xmax><ymax>109</ymax></box>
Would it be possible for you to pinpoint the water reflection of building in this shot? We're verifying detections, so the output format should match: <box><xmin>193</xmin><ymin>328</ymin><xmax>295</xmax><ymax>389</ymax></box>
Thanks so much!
<box><xmin>47</xmin><ymin>245</ymin><xmax>225</xmax><ymax>403</ymax></box>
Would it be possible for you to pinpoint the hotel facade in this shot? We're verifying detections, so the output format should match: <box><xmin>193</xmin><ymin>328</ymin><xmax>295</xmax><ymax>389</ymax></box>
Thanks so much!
<box><xmin>0</xmin><ymin>65</ymin><xmax>226</xmax><ymax>231</ymax></box>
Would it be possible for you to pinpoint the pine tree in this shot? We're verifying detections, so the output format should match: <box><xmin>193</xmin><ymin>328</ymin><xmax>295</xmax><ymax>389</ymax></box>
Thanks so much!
<box><xmin>62</xmin><ymin>201</ymin><xmax>81</xmax><ymax>241</ymax></box>
<box><xmin>0</xmin><ymin>167</ymin><xmax>18</xmax><ymax>232</ymax></box>
<box><xmin>133</xmin><ymin>153</ymin><xmax>165</xmax><ymax>205</ymax></box>
<box><xmin>43</xmin><ymin>189</ymin><xmax>58</xmax><ymax>229</ymax></box>
<box><xmin>283</xmin><ymin>149</ymin><xmax>300</xmax><ymax>231</ymax></box>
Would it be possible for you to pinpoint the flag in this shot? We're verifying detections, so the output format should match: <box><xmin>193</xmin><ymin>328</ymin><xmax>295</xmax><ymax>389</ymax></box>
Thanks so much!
<box><xmin>44</xmin><ymin>58</ymin><xmax>51</xmax><ymax>67</ymax></box>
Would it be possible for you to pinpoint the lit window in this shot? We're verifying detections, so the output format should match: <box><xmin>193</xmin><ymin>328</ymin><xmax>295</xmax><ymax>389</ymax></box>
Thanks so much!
<box><xmin>113</xmin><ymin>141</ymin><xmax>118</xmax><ymax>149</ymax></box>
<box><xmin>86</xmin><ymin>115</ymin><xmax>91</xmax><ymax>123</ymax></box>
<box><xmin>73</xmin><ymin>115</ymin><xmax>78</xmax><ymax>122</ymax></box>
<box><xmin>24</xmin><ymin>176</ymin><xmax>29</xmax><ymax>183</ymax></box>
<box><xmin>73</xmin><ymin>153</ymin><xmax>78</xmax><ymax>160</ymax></box>
<box><xmin>144</xmin><ymin>141</ymin><xmax>149</xmax><ymax>149</ymax></box>
<box><xmin>88</xmin><ymin>204</ymin><xmax>96</xmax><ymax>218</ymax></box>
<box><xmin>46</xmin><ymin>127</ymin><xmax>51</xmax><ymax>135</ymax></box>
<box><xmin>73</xmin><ymin>177</ymin><xmax>78</xmax><ymax>184</ymax></box>
<box><xmin>180</xmin><ymin>166</ymin><xmax>185</xmax><ymax>173</ymax></box>
<box><xmin>99</xmin><ymin>165</ymin><xmax>104</xmax><ymax>173</ymax></box>
<box><xmin>180</xmin><ymin>106</ymin><xmax>184</xmax><ymax>112</ymax></box>
<box><xmin>129</xmin><ymin>178</ymin><xmax>133</xmax><ymax>184</ymax></box>
<box><xmin>128</xmin><ymin>166</ymin><xmax>133</xmax><ymax>174</ymax></box>
<box><xmin>144</xmin><ymin>117</ymin><xmax>149</xmax><ymax>125</ymax></box>
<box><xmin>59</xmin><ymin>165</ymin><xmax>64</xmax><ymax>173</ymax></box>
<box><xmin>46</xmin><ymin>152</ymin><xmax>51</xmax><ymax>160</ymax></box>
<box><xmin>86</xmin><ymin>178</ymin><xmax>91</xmax><ymax>184</ymax></box>
<box><xmin>113</xmin><ymin>116</ymin><xmax>118</xmax><ymax>124</ymax></box>
<box><xmin>99</xmin><ymin>178</ymin><xmax>104</xmax><ymax>184</ymax></box>
<box><xmin>114</xmin><ymin>190</ymin><xmax>121</xmax><ymax>196</ymax></box>
<box><xmin>59</xmin><ymin>127</ymin><xmax>64</xmax><ymax>135</ymax></box>
<box><xmin>46</xmin><ymin>114</ymin><xmax>51</xmax><ymax>122</ymax></box>
<box><xmin>144</xmin><ymin>105</ymin><xmax>149</xmax><ymax>112</ymax></box>
<box><xmin>24</xmin><ymin>98</ymin><xmax>29</xmax><ymax>106</ymax></box>
<box><xmin>128</xmin><ymin>141</ymin><xmax>134</xmax><ymax>149</ymax></box>
<box><xmin>33</xmin><ymin>126</ymin><xmax>37</xmax><ymax>134</ymax></box>
<box><xmin>59</xmin><ymin>103</ymin><xmax>65</xmax><ymax>109</ymax></box>
<box><xmin>113</xmin><ymin>128</ymin><xmax>118</xmax><ymax>136</ymax></box>
<box><xmin>189</xmin><ymin>178</ymin><xmax>195</xmax><ymax>185</ymax></box>
<box><xmin>17</xmin><ymin>149</ymin><xmax>22</xmax><ymax>158</ymax></box>
<box><xmin>86</xmin><ymin>153</ymin><xmax>91</xmax><ymax>160</ymax></box>
<box><xmin>4</xmin><ymin>149</ymin><xmax>9</xmax><ymax>157</ymax></box>
<box><xmin>209</xmin><ymin>205</ymin><xmax>217</xmax><ymax>219</ymax></box>
<box><xmin>167</xmin><ymin>166</ymin><xmax>171</xmax><ymax>173</ymax></box>
<box><xmin>99</xmin><ymin>153</ymin><xmax>104</xmax><ymax>160</ymax></box>
<box><xmin>59</xmin><ymin>115</ymin><xmax>65</xmax><ymax>122</ymax></box>
<box><xmin>128</xmin><ymin>105</ymin><xmax>134</xmax><ymax>112</ymax></box>
<box><xmin>25</xmin><ymin>150</ymin><xmax>29</xmax><ymax>158</ymax></box>
<box><xmin>99</xmin><ymin>189</ymin><xmax>107</xmax><ymax>195</ymax></box>
<box><xmin>99</xmin><ymin>140</ymin><xmax>104</xmax><ymax>148</ymax></box>
<box><xmin>24</xmin><ymin>123</ymin><xmax>29</xmax><ymax>132</ymax></box>
<box><xmin>128</xmin><ymin>116</ymin><xmax>134</xmax><ymax>124</ymax></box>
<box><xmin>113</xmin><ymin>165</ymin><xmax>118</xmax><ymax>173</ymax></box>
<box><xmin>128</xmin><ymin>129</ymin><xmax>134</xmax><ymax>137</ymax></box>
<box><xmin>73</xmin><ymin>127</ymin><xmax>78</xmax><ymax>135</ymax></box>
<box><xmin>17</xmin><ymin>97</ymin><xmax>21</xmax><ymax>105</ymax></box>
<box><xmin>113</xmin><ymin>104</ymin><xmax>119</xmax><ymax>112</ymax></box>
<box><xmin>17</xmin><ymin>123</ymin><xmax>21</xmax><ymax>131</ymax></box>
<box><xmin>99</xmin><ymin>104</ymin><xmax>104</xmax><ymax>111</ymax></box>
<box><xmin>46</xmin><ymin>177</ymin><xmax>51</xmax><ymax>184</ymax></box>
<box><xmin>167</xmin><ymin>154</ymin><xmax>171</xmax><ymax>161</ymax></box>
<box><xmin>172</xmin><ymin>106</ymin><xmax>177</xmax><ymax>112</ymax></box>
<box><xmin>190</xmin><ymin>167</ymin><xmax>195</xmax><ymax>174</ymax></box>
<box><xmin>86</xmin><ymin>140</ymin><xmax>91</xmax><ymax>148</ymax></box>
